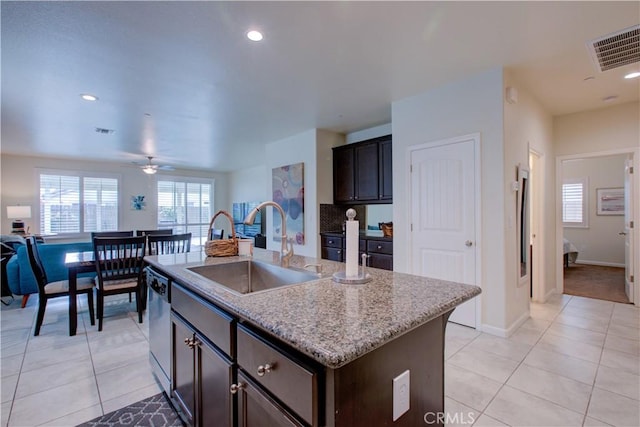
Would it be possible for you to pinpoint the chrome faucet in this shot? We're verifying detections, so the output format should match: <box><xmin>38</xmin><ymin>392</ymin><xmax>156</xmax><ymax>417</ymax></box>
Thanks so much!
<box><xmin>244</xmin><ymin>201</ymin><xmax>294</xmax><ymax>267</ymax></box>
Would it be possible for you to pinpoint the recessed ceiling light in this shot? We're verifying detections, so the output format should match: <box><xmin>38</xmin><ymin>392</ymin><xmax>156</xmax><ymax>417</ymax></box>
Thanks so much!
<box><xmin>247</xmin><ymin>30</ymin><xmax>263</xmax><ymax>42</ymax></box>
<box><xmin>81</xmin><ymin>94</ymin><xmax>98</xmax><ymax>101</ymax></box>
<box><xmin>624</xmin><ymin>72</ymin><xmax>640</xmax><ymax>79</ymax></box>
<box><xmin>602</xmin><ymin>95</ymin><xmax>618</xmax><ymax>103</ymax></box>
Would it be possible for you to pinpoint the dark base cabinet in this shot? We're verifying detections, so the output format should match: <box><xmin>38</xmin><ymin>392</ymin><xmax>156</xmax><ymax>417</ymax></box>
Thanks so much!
<box><xmin>237</xmin><ymin>372</ymin><xmax>303</xmax><ymax>427</ymax></box>
<box><xmin>169</xmin><ymin>281</ymin><xmax>450</xmax><ymax>427</ymax></box>
<box><xmin>367</xmin><ymin>239</ymin><xmax>393</xmax><ymax>271</ymax></box>
<box><xmin>171</xmin><ymin>313</ymin><xmax>234</xmax><ymax>427</ymax></box>
<box><xmin>320</xmin><ymin>232</ymin><xmax>393</xmax><ymax>271</ymax></box>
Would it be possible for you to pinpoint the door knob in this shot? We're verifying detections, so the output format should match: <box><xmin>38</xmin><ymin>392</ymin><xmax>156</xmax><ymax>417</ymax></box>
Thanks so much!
<box><xmin>619</xmin><ymin>232</ymin><xmax>627</xmax><ymax>236</ymax></box>
<box><xmin>465</xmin><ymin>240</ymin><xmax>473</xmax><ymax>247</ymax></box>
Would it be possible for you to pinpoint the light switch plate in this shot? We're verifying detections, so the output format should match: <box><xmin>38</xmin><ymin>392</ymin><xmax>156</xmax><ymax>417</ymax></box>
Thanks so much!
<box><xmin>392</xmin><ymin>370</ymin><xmax>410</xmax><ymax>421</ymax></box>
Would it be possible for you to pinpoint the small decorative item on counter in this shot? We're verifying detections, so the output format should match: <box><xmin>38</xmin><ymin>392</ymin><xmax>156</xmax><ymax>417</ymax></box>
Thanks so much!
<box><xmin>380</xmin><ymin>222</ymin><xmax>393</xmax><ymax>237</ymax></box>
<box><xmin>205</xmin><ymin>210</ymin><xmax>238</xmax><ymax>256</ymax></box>
<box><xmin>238</xmin><ymin>239</ymin><xmax>253</xmax><ymax>256</ymax></box>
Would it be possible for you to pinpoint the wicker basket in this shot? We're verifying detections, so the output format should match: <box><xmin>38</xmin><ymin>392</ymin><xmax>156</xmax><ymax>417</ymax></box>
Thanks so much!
<box><xmin>380</xmin><ymin>222</ymin><xmax>393</xmax><ymax>237</ymax></box>
<box><xmin>204</xmin><ymin>210</ymin><xmax>238</xmax><ymax>257</ymax></box>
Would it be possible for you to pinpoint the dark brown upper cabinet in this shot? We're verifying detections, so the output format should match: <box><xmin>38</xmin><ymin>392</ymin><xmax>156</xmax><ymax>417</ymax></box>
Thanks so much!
<box><xmin>333</xmin><ymin>135</ymin><xmax>392</xmax><ymax>205</ymax></box>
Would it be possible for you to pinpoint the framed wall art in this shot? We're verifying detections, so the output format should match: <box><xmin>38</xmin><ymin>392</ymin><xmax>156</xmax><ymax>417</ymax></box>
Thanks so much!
<box><xmin>596</xmin><ymin>187</ymin><xmax>624</xmax><ymax>215</ymax></box>
<box><xmin>131</xmin><ymin>195</ymin><xmax>146</xmax><ymax>211</ymax></box>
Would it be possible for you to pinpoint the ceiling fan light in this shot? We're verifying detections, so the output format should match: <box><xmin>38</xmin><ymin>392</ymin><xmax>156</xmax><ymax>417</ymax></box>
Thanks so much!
<box><xmin>142</xmin><ymin>166</ymin><xmax>157</xmax><ymax>174</ymax></box>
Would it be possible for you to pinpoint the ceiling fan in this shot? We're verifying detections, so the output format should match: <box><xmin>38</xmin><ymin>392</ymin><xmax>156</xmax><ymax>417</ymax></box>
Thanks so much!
<box><xmin>134</xmin><ymin>156</ymin><xmax>174</xmax><ymax>174</ymax></box>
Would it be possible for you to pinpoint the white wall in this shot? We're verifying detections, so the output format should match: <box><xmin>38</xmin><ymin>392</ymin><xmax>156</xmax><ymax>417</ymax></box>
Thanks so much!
<box><xmin>392</xmin><ymin>68</ymin><xmax>509</xmax><ymax>333</ymax></box>
<box><xmin>503</xmin><ymin>70</ymin><xmax>555</xmax><ymax>314</ymax></box>
<box><xmin>227</xmin><ymin>129</ymin><xmax>343</xmax><ymax>257</ymax></box>
<box><xmin>228</xmin><ymin>164</ymin><xmax>269</xmax><ymax>210</ymax></box>
<box><xmin>554</xmin><ymin>102</ymin><xmax>640</xmax><ymax>157</ymax></box>
<box><xmin>0</xmin><ymin>154</ymin><xmax>229</xmax><ymax>239</ymax></box>
<box><xmin>563</xmin><ymin>155</ymin><xmax>627</xmax><ymax>266</ymax></box>
<box><xmin>346</xmin><ymin>123</ymin><xmax>392</xmax><ymax>144</ymax></box>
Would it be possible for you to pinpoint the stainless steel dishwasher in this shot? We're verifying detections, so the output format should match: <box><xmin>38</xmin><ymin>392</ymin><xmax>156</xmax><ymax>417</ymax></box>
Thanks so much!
<box><xmin>147</xmin><ymin>267</ymin><xmax>172</xmax><ymax>395</ymax></box>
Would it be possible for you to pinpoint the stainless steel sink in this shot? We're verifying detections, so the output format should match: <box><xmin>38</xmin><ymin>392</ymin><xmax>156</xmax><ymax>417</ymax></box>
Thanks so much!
<box><xmin>187</xmin><ymin>260</ymin><xmax>319</xmax><ymax>294</ymax></box>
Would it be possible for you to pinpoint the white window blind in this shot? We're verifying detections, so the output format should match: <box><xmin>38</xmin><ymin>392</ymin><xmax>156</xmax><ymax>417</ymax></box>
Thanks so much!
<box><xmin>40</xmin><ymin>173</ymin><xmax>119</xmax><ymax>234</ymax></box>
<box><xmin>562</xmin><ymin>179</ymin><xmax>587</xmax><ymax>227</ymax></box>
<box><xmin>158</xmin><ymin>179</ymin><xmax>212</xmax><ymax>246</ymax></box>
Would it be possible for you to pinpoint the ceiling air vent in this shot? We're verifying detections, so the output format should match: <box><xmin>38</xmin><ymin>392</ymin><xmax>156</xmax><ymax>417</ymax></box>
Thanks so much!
<box><xmin>587</xmin><ymin>25</ymin><xmax>640</xmax><ymax>72</ymax></box>
<box><xmin>95</xmin><ymin>127</ymin><xmax>115</xmax><ymax>135</ymax></box>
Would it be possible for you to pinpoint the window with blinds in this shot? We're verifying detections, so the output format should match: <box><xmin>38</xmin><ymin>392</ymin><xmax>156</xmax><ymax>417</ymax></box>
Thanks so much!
<box><xmin>40</xmin><ymin>173</ymin><xmax>119</xmax><ymax>234</ymax></box>
<box><xmin>562</xmin><ymin>178</ymin><xmax>588</xmax><ymax>227</ymax></box>
<box><xmin>157</xmin><ymin>178</ymin><xmax>213</xmax><ymax>246</ymax></box>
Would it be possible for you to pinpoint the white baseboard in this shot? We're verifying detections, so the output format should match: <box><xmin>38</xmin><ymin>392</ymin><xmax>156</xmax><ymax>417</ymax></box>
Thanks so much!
<box><xmin>481</xmin><ymin>311</ymin><xmax>529</xmax><ymax>338</ymax></box>
<box><xmin>575</xmin><ymin>260</ymin><xmax>625</xmax><ymax>268</ymax></box>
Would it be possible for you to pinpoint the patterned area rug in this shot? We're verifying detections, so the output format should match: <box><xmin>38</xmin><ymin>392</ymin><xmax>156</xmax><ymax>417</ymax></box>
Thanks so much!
<box><xmin>77</xmin><ymin>393</ymin><xmax>183</xmax><ymax>427</ymax></box>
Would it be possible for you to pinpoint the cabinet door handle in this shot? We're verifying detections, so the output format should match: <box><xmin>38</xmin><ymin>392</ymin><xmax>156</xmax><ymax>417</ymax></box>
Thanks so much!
<box><xmin>377</xmin><ymin>245</ymin><xmax>382</xmax><ymax>250</ymax></box>
<box><xmin>230</xmin><ymin>382</ymin><xmax>246</xmax><ymax>394</ymax></box>
<box><xmin>257</xmin><ymin>363</ymin><xmax>275</xmax><ymax>377</ymax></box>
<box><xmin>328</xmin><ymin>240</ymin><xmax>333</xmax><ymax>244</ymax></box>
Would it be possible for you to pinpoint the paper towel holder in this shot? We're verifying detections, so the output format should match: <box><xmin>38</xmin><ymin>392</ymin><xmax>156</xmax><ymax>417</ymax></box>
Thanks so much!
<box><xmin>333</xmin><ymin>253</ymin><xmax>372</xmax><ymax>284</ymax></box>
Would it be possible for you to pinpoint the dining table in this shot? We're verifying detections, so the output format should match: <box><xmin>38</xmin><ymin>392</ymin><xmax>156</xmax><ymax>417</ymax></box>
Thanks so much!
<box><xmin>64</xmin><ymin>251</ymin><xmax>97</xmax><ymax>336</ymax></box>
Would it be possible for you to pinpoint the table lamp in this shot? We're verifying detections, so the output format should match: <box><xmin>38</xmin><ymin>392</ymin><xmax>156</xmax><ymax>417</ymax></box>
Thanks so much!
<box><xmin>7</xmin><ymin>205</ymin><xmax>31</xmax><ymax>235</ymax></box>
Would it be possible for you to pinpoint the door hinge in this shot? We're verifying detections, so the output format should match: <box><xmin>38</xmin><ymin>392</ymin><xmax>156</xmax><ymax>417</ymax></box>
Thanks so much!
<box><xmin>631</xmin><ymin>275</ymin><xmax>634</xmax><ymax>283</ymax></box>
<box><xmin>629</xmin><ymin>166</ymin><xmax>634</xmax><ymax>174</ymax></box>
<box><xmin>631</xmin><ymin>221</ymin><xmax>634</xmax><ymax>229</ymax></box>
<box><xmin>410</xmin><ymin>164</ymin><xmax>413</xmax><ymax>173</ymax></box>
<box><xmin>410</xmin><ymin>223</ymin><xmax>413</xmax><ymax>232</ymax></box>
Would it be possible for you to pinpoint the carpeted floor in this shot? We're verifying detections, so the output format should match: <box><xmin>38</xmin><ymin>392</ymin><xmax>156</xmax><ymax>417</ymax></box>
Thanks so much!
<box><xmin>563</xmin><ymin>263</ymin><xmax>629</xmax><ymax>304</ymax></box>
<box><xmin>77</xmin><ymin>393</ymin><xmax>183</xmax><ymax>427</ymax></box>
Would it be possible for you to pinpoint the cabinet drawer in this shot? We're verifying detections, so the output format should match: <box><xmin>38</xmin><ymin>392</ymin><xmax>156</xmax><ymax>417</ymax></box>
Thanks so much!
<box><xmin>367</xmin><ymin>240</ymin><xmax>393</xmax><ymax>255</ymax></box>
<box><xmin>359</xmin><ymin>238</ymin><xmax>366</xmax><ymax>252</ymax></box>
<box><xmin>321</xmin><ymin>247</ymin><xmax>343</xmax><ymax>262</ymax></box>
<box><xmin>171</xmin><ymin>283</ymin><xmax>235</xmax><ymax>358</ymax></box>
<box><xmin>369</xmin><ymin>253</ymin><xmax>393</xmax><ymax>271</ymax></box>
<box><xmin>321</xmin><ymin>235</ymin><xmax>343</xmax><ymax>248</ymax></box>
<box><xmin>237</xmin><ymin>325</ymin><xmax>317</xmax><ymax>426</ymax></box>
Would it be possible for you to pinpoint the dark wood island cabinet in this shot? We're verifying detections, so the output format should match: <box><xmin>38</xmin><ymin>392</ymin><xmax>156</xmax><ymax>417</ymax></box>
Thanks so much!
<box><xmin>145</xmin><ymin>249</ymin><xmax>480</xmax><ymax>427</ymax></box>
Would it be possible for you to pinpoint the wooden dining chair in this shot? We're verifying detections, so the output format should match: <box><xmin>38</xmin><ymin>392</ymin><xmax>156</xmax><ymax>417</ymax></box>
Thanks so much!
<box><xmin>91</xmin><ymin>231</ymin><xmax>134</xmax><ymax>239</ymax></box>
<box><xmin>210</xmin><ymin>228</ymin><xmax>224</xmax><ymax>240</ymax></box>
<box><xmin>92</xmin><ymin>236</ymin><xmax>146</xmax><ymax>331</ymax></box>
<box><xmin>146</xmin><ymin>232</ymin><xmax>192</xmax><ymax>256</ymax></box>
<box><xmin>25</xmin><ymin>237</ymin><xmax>95</xmax><ymax>336</ymax></box>
<box><xmin>135</xmin><ymin>229</ymin><xmax>173</xmax><ymax>237</ymax></box>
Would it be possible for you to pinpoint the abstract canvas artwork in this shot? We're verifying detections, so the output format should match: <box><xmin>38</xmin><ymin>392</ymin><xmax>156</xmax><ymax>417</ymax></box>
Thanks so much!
<box><xmin>272</xmin><ymin>163</ymin><xmax>304</xmax><ymax>244</ymax></box>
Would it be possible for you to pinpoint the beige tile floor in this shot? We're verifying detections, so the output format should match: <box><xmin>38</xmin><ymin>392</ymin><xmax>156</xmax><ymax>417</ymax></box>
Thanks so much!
<box><xmin>1</xmin><ymin>294</ymin><xmax>160</xmax><ymax>427</ymax></box>
<box><xmin>1</xmin><ymin>292</ymin><xmax>638</xmax><ymax>426</ymax></box>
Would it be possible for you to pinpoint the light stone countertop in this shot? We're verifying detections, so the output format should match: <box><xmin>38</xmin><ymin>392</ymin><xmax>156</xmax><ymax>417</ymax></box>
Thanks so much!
<box><xmin>145</xmin><ymin>248</ymin><xmax>481</xmax><ymax>368</ymax></box>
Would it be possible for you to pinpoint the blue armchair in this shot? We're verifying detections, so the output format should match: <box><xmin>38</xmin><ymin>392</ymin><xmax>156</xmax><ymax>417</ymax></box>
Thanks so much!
<box><xmin>6</xmin><ymin>241</ymin><xmax>93</xmax><ymax>307</ymax></box>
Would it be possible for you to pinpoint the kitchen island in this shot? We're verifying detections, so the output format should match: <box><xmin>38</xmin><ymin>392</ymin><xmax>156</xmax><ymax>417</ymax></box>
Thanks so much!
<box><xmin>146</xmin><ymin>248</ymin><xmax>480</xmax><ymax>427</ymax></box>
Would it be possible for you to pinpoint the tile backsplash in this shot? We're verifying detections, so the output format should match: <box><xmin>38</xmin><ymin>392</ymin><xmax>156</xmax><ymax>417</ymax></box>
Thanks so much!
<box><xmin>319</xmin><ymin>204</ymin><xmax>366</xmax><ymax>232</ymax></box>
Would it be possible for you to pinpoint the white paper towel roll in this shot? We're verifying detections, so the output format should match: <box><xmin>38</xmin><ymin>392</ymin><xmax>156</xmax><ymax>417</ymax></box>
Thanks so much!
<box><xmin>345</xmin><ymin>220</ymin><xmax>359</xmax><ymax>277</ymax></box>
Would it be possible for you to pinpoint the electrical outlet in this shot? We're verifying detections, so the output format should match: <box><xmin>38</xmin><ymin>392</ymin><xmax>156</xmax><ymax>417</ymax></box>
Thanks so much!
<box><xmin>392</xmin><ymin>370</ymin><xmax>410</xmax><ymax>421</ymax></box>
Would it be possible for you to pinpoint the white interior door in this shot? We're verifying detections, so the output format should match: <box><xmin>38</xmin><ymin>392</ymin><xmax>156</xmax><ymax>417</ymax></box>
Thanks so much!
<box><xmin>624</xmin><ymin>157</ymin><xmax>634</xmax><ymax>303</ymax></box>
<box><xmin>410</xmin><ymin>136</ymin><xmax>478</xmax><ymax>328</ymax></box>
